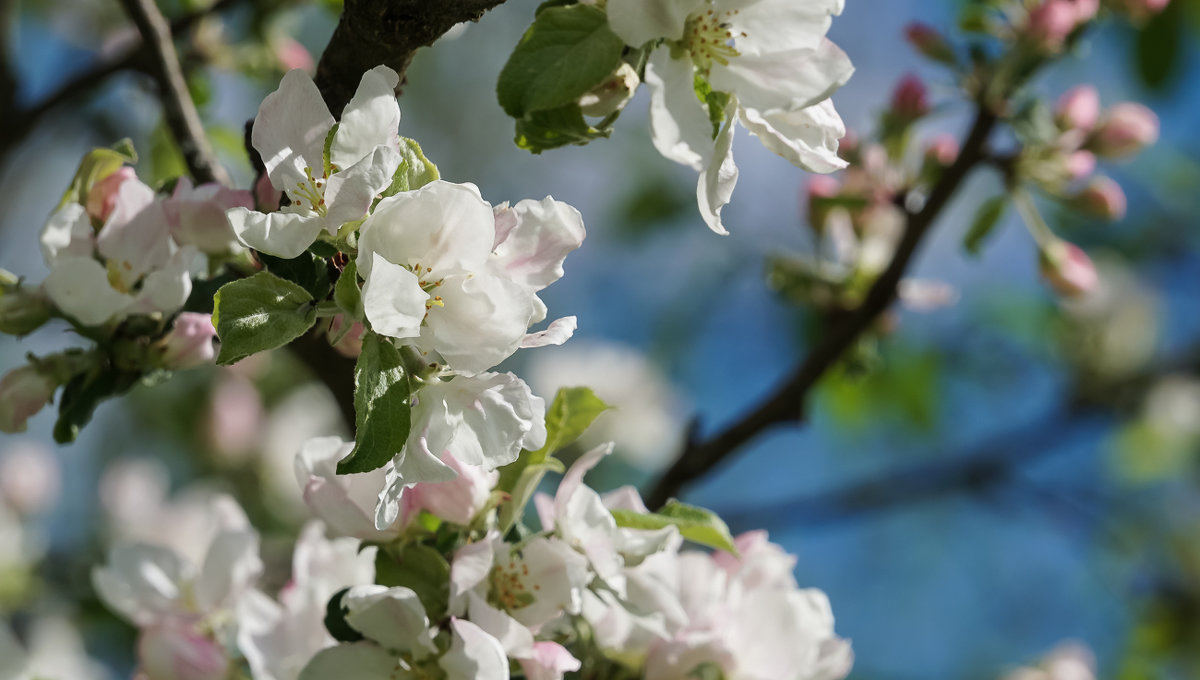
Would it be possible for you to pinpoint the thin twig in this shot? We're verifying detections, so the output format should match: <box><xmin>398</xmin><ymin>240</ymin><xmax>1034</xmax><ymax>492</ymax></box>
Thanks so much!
<box><xmin>646</xmin><ymin>107</ymin><xmax>1000</xmax><ymax>508</ymax></box>
<box><xmin>117</xmin><ymin>0</ymin><xmax>230</xmax><ymax>185</ymax></box>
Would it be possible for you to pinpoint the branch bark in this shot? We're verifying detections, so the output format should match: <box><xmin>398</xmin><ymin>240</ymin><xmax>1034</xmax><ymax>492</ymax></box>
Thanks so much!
<box><xmin>314</xmin><ymin>0</ymin><xmax>509</xmax><ymax>113</ymax></box>
<box><xmin>117</xmin><ymin>0</ymin><xmax>230</xmax><ymax>186</ymax></box>
<box><xmin>646</xmin><ymin>107</ymin><xmax>1000</xmax><ymax>508</ymax></box>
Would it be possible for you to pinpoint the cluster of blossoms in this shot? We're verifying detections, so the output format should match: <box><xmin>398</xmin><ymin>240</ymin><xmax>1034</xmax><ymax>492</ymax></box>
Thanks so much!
<box><xmin>602</xmin><ymin>0</ymin><xmax>853</xmax><ymax>234</ymax></box>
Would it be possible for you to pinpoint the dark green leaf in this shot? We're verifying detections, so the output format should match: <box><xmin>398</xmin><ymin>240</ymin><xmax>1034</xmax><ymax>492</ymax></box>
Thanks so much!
<box><xmin>54</xmin><ymin>368</ymin><xmax>140</xmax><ymax>444</ymax></box>
<box><xmin>258</xmin><ymin>251</ymin><xmax>332</xmax><ymax>300</ymax></box>
<box><xmin>375</xmin><ymin>545</ymin><xmax>451</xmax><ymax>620</ymax></box>
<box><xmin>497</xmin><ymin>4</ymin><xmax>625</xmax><ymax>118</ymax></box>
<box><xmin>336</xmin><ymin>333</ymin><xmax>410</xmax><ymax>474</ymax></box>
<box><xmin>1135</xmin><ymin>3</ymin><xmax>1182</xmax><ymax>90</ymax></box>
<box><xmin>515</xmin><ymin>104</ymin><xmax>612</xmax><ymax>153</ymax></box>
<box><xmin>334</xmin><ymin>260</ymin><xmax>363</xmax><ymax>319</ymax></box>
<box><xmin>963</xmin><ymin>195</ymin><xmax>1008</xmax><ymax>255</ymax></box>
<box><xmin>324</xmin><ymin>587</ymin><xmax>364</xmax><ymax>643</ymax></box>
<box><xmin>213</xmin><ymin>272</ymin><xmax>317</xmax><ymax>365</ymax></box>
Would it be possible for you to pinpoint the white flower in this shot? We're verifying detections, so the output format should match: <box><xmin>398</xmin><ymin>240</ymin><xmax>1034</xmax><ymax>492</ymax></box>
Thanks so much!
<box><xmin>606</xmin><ymin>0</ymin><xmax>853</xmax><ymax>233</ymax></box>
<box><xmin>296</xmin><ymin>437</ymin><xmax>402</xmax><ymax>542</ymax></box>
<box><xmin>228</xmin><ymin>66</ymin><xmax>403</xmax><ymax>258</ymax></box>
<box><xmin>440</xmin><ymin>618</ymin><xmax>511</xmax><ymax>680</ymax></box>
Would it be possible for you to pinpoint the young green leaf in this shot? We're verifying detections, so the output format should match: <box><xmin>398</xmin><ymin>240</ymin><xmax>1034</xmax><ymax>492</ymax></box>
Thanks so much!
<box><xmin>497</xmin><ymin>4</ymin><xmax>625</xmax><ymax>119</ymax></box>
<box><xmin>334</xmin><ymin>260</ymin><xmax>363</xmax><ymax>319</ymax></box>
<box><xmin>963</xmin><ymin>195</ymin><xmax>1008</xmax><ymax>255</ymax></box>
<box><xmin>514</xmin><ymin>104</ymin><xmax>613</xmax><ymax>153</ymax></box>
<box><xmin>336</xmin><ymin>333</ymin><xmax>411</xmax><ymax>474</ymax></box>
<box><xmin>213</xmin><ymin>272</ymin><xmax>318</xmax><ymax>365</ymax></box>
<box><xmin>611</xmin><ymin>500</ymin><xmax>738</xmax><ymax>555</ymax></box>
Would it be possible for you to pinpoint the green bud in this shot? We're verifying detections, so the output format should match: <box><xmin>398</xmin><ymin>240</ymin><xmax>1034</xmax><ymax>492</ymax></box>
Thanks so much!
<box><xmin>0</xmin><ymin>289</ymin><xmax>53</xmax><ymax>336</ymax></box>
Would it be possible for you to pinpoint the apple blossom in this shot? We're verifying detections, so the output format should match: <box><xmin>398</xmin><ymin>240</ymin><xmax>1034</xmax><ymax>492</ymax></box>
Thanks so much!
<box><xmin>227</xmin><ymin>66</ymin><xmax>403</xmax><ymax>259</ymax></box>
<box><xmin>1089</xmin><ymin>102</ymin><xmax>1160</xmax><ymax>158</ymax></box>
<box><xmin>606</xmin><ymin>0</ymin><xmax>853</xmax><ymax>233</ymax></box>
<box><xmin>164</xmin><ymin>177</ymin><xmax>254</xmax><ymax>255</ymax></box>
<box><xmin>0</xmin><ymin>365</ymin><xmax>57</xmax><ymax>434</ymax></box>
<box><xmin>159</xmin><ymin>312</ymin><xmax>218</xmax><ymax>369</ymax></box>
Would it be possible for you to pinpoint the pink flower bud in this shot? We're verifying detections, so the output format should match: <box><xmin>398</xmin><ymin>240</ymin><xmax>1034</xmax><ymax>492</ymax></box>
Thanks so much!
<box><xmin>1068</xmin><ymin>0</ymin><xmax>1101</xmax><ymax>23</ymax></box>
<box><xmin>328</xmin><ymin>314</ymin><xmax>366</xmax><ymax>358</ymax></box>
<box><xmin>272</xmin><ymin>36</ymin><xmax>314</xmax><ymax>73</ymax></box>
<box><xmin>1090</xmin><ymin>102</ymin><xmax>1159</xmax><ymax>158</ymax></box>
<box><xmin>1040</xmin><ymin>240</ymin><xmax>1098</xmax><ymax>297</ymax></box>
<box><xmin>0</xmin><ymin>442</ymin><xmax>60</xmax><ymax>515</ymax></box>
<box><xmin>1064</xmin><ymin>150</ymin><xmax>1097</xmax><ymax>181</ymax></box>
<box><xmin>138</xmin><ymin>622</ymin><xmax>230</xmax><ymax>680</ymax></box>
<box><xmin>1056</xmin><ymin>85</ymin><xmax>1101</xmax><ymax>132</ymax></box>
<box><xmin>206</xmin><ymin>374</ymin><xmax>263</xmax><ymax>459</ymax></box>
<box><xmin>1072</xmin><ymin>175</ymin><xmax>1127</xmax><ymax>220</ymax></box>
<box><xmin>86</xmin><ymin>167</ymin><xmax>137</xmax><ymax>222</ymax></box>
<box><xmin>0</xmin><ymin>366</ymin><xmax>56</xmax><ymax>434</ymax></box>
<box><xmin>905</xmin><ymin>22</ymin><xmax>956</xmax><ymax>64</ymax></box>
<box><xmin>925</xmin><ymin>134</ymin><xmax>960</xmax><ymax>166</ymax></box>
<box><xmin>890</xmin><ymin>75</ymin><xmax>930</xmax><ymax>120</ymax></box>
<box><xmin>164</xmin><ymin>178</ymin><xmax>254</xmax><ymax>255</ymax></box>
<box><xmin>160</xmin><ymin>313</ymin><xmax>217</xmax><ymax>370</ymax></box>
<box><xmin>1027</xmin><ymin>0</ymin><xmax>1082</xmax><ymax>50</ymax></box>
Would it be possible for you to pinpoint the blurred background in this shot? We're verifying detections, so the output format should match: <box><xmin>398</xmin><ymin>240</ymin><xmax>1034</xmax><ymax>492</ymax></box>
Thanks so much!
<box><xmin>1</xmin><ymin>0</ymin><xmax>1199</xmax><ymax>677</ymax></box>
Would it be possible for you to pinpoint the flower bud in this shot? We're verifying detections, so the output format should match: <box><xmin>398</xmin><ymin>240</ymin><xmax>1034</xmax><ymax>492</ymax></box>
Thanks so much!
<box><xmin>272</xmin><ymin>36</ymin><xmax>314</xmax><ymax>73</ymax></box>
<box><xmin>159</xmin><ymin>313</ymin><xmax>217</xmax><ymax>370</ymax></box>
<box><xmin>0</xmin><ymin>288</ymin><xmax>53</xmax><ymax>336</ymax></box>
<box><xmin>0</xmin><ymin>366</ymin><xmax>56</xmax><ymax>434</ymax></box>
<box><xmin>905</xmin><ymin>23</ymin><xmax>956</xmax><ymax>64</ymax></box>
<box><xmin>1055</xmin><ymin>85</ymin><xmax>1101</xmax><ymax>132</ymax></box>
<box><xmin>1071</xmin><ymin>175</ymin><xmax>1127</xmax><ymax>220</ymax></box>
<box><xmin>578</xmin><ymin>63</ymin><xmax>640</xmax><ymax>118</ymax></box>
<box><xmin>138</xmin><ymin>622</ymin><xmax>230</xmax><ymax>680</ymax></box>
<box><xmin>889</xmin><ymin>75</ymin><xmax>930</xmax><ymax>121</ymax></box>
<box><xmin>1040</xmin><ymin>240</ymin><xmax>1098</xmax><ymax>297</ymax></box>
<box><xmin>925</xmin><ymin>134</ymin><xmax>960</xmax><ymax>167</ymax></box>
<box><xmin>86</xmin><ymin>166</ymin><xmax>137</xmax><ymax>223</ymax></box>
<box><xmin>1064</xmin><ymin>150</ymin><xmax>1097</xmax><ymax>181</ymax></box>
<box><xmin>1027</xmin><ymin>0</ymin><xmax>1083</xmax><ymax>51</ymax></box>
<box><xmin>1090</xmin><ymin>102</ymin><xmax>1159</xmax><ymax>158</ymax></box>
<box><xmin>0</xmin><ymin>442</ymin><xmax>60</xmax><ymax>515</ymax></box>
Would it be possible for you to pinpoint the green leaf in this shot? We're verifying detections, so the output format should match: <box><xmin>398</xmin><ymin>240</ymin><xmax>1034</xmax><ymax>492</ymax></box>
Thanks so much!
<box><xmin>323</xmin><ymin>587</ymin><xmax>364</xmax><ymax>643</ymax></box>
<box><xmin>1135</xmin><ymin>3</ymin><xmax>1182</xmax><ymax>91</ymax></box>
<box><xmin>611</xmin><ymin>500</ymin><xmax>738</xmax><ymax>555</ymax></box>
<box><xmin>375</xmin><ymin>544</ymin><xmax>451</xmax><ymax>620</ymax></box>
<box><xmin>323</xmin><ymin>123</ymin><xmax>340</xmax><ymax>176</ymax></box>
<box><xmin>497</xmin><ymin>387</ymin><xmax>608</xmax><ymax>532</ymax></box>
<box><xmin>258</xmin><ymin>251</ymin><xmax>332</xmax><ymax>300</ymax></box>
<box><xmin>57</xmin><ymin>140</ymin><xmax>138</xmax><ymax>210</ymax></box>
<box><xmin>514</xmin><ymin>104</ymin><xmax>612</xmax><ymax>153</ymax></box>
<box><xmin>53</xmin><ymin>368</ymin><xmax>140</xmax><ymax>444</ymax></box>
<box><xmin>963</xmin><ymin>195</ymin><xmax>1008</xmax><ymax>255</ymax></box>
<box><xmin>336</xmin><ymin>333</ymin><xmax>411</xmax><ymax>474</ymax></box>
<box><xmin>497</xmin><ymin>4</ymin><xmax>625</xmax><ymax>118</ymax></box>
<box><xmin>213</xmin><ymin>272</ymin><xmax>317</xmax><ymax>365</ymax></box>
<box><xmin>334</xmin><ymin>260</ymin><xmax>363</xmax><ymax>319</ymax></box>
<box><xmin>399</xmin><ymin>137</ymin><xmax>440</xmax><ymax>190</ymax></box>
<box><xmin>693</xmin><ymin>75</ymin><xmax>731</xmax><ymax>139</ymax></box>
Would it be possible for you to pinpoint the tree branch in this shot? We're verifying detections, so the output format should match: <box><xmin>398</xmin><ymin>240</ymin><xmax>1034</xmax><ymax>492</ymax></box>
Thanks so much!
<box><xmin>117</xmin><ymin>0</ymin><xmax>230</xmax><ymax>186</ymax></box>
<box><xmin>314</xmin><ymin>0</ymin><xmax>509</xmax><ymax>113</ymax></box>
<box><xmin>646</xmin><ymin>107</ymin><xmax>1000</xmax><ymax>508</ymax></box>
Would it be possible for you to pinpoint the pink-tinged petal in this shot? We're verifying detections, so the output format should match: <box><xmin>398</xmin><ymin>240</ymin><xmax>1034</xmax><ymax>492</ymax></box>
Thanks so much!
<box><xmin>708</xmin><ymin>39</ymin><xmax>853</xmax><ymax>113</ymax></box>
<box><xmin>87</xmin><ymin>166</ymin><xmax>138</xmax><ymax>222</ymax></box>
<box><xmin>330</xmin><ymin>66</ymin><xmax>402</xmax><ymax>171</ymax></box>
<box><xmin>424</xmin><ymin>272</ymin><xmax>534</xmax><ymax>375</ymax></box>
<box><xmin>165</xmin><ymin>178</ymin><xmax>254</xmax><ymax>255</ymax></box>
<box><xmin>360</xmin><ymin>253</ymin><xmax>428</xmax><ymax>339</ymax></box>
<box><xmin>449</xmin><ymin>535</ymin><xmax>497</xmax><ymax>613</ymax></box>
<box><xmin>295</xmin><ymin>437</ymin><xmax>399</xmax><ymax>541</ymax></box>
<box><xmin>357</xmin><ymin>181</ymin><xmax>495</xmax><ymax>277</ymax></box>
<box><xmin>92</xmin><ymin>543</ymin><xmax>190</xmax><ymax>626</ymax></box>
<box><xmin>227</xmin><ymin>206</ymin><xmax>326</xmax><ymax>259</ymax></box>
<box><xmin>440</xmin><ymin>618</ymin><xmax>510</xmax><ymax>680</ymax></box>
<box><xmin>0</xmin><ymin>366</ymin><xmax>57</xmax><ymax>434</ymax></box>
<box><xmin>323</xmin><ymin>144</ymin><xmax>402</xmax><ymax>229</ymax></box>
<box><xmin>518</xmin><ymin>641</ymin><xmax>581</xmax><ymax>680</ymax></box>
<box><xmin>297</xmin><ymin>642</ymin><xmax>399</xmax><ymax>680</ymax></box>
<box><xmin>602</xmin><ymin>485</ymin><xmax>650</xmax><ymax>513</ymax></box>
<box><xmin>138</xmin><ymin>622</ymin><xmax>229</xmax><ymax>680</ymax></box>
<box><xmin>343</xmin><ymin>585</ymin><xmax>436</xmax><ymax>656</ymax></box>
<box><xmin>521</xmin><ymin>316</ymin><xmax>577</xmax><ymax>349</ymax></box>
<box><xmin>739</xmin><ymin>100</ymin><xmax>848</xmax><ymax>174</ymax></box>
<box><xmin>534</xmin><ymin>492</ymin><xmax>556</xmax><ymax>532</ymax></box>
<box><xmin>252</xmin><ymin>69</ymin><xmax>335</xmax><ymax>194</ymax></box>
<box><xmin>42</xmin><ymin>257</ymin><xmax>133</xmax><ymax>326</ymax></box>
<box><xmin>159</xmin><ymin>312</ymin><xmax>217</xmax><ymax>370</ymax></box>
<box><xmin>97</xmin><ymin>179</ymin><xmax>174</xmax><ymax>288</ymax></box>
<box><xmin>406</xmin><ymin>451</ymin><xmax>498</xmax><ymax>526</ymax></box>
<box><xmin>696</xmin><ymin>113</ymin><xmax>738</xmax><ymax>235</ymax></box>
<box><xmin>555</xmin><ymin>442</ymin><xmax>613</xmax><ymax>520</ymax></box>
<box><xmin>491</xmin><ymin>197</ymin><xmax>585</xmax><ymax>291</ymax></box>
<box><xmin>644</xmin><ymin>48</ymin><xmax>713</xmax><ymax>171</ymax></box>
<box><xmin>39</xmin><ymin>203</ymin><xmax>94</xmax><ymax>266</ymax></box>
<box><xmin>607</xmin><ymin>0</ymin><xmax>704</xmax><ymax>45</ymax></box>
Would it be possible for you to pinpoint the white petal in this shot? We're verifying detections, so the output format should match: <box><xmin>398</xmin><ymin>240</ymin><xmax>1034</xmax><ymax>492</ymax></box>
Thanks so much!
<box><xmin>466</xmin><ymin>591</ymin><xmax>534</xmax><ymax>658</ymax></box>
<box><xmin>194</xmin><ymin>529</ymin><xmax>262</xmax><ymax>611</ymax></box>
<box><xmin>391</xmin><ymin>437</ymin><xmax>459</xmax><ymax>486</ymax></box>
<box><xmin>132</xmin><ymin>246</ymin><xmax>195</xmax><ymax>316</ymax></box>
<box><xmin>739</xmin><ymin>99</ymin><xmax>847</xmax><ymax>173</ymax></box>
<box><xmin>519</xmin><ymin>642</ymin><xmax>582</xmax><ymax>680</ymax></box>
<box><xmin>607</xmin><ymin>0</ymin><xmax>704</xmax><ymax>45</ymax></box>
<box><xmin>360</xmin><ymin>253</ymin><xmax>428</xmax><ymax>339</ymax></box>
<box><xmin>357</xmin><ymin>181</ymin><xmax>494</xmax><ymax>278</ymax></box>
<box><xmin>92</xmin><ymin>542</ymin><xmax>190</xmax><ymax>625</ymax></box>
<box><xmin>644</xmin><ymin>49</ymin><xmax>714</xmax><ymax>171</ymax></box>
<box><xmin>491</xmin><ymin>197</ymin><xmax>585</xmax><ymax>291</ymax></box>
<box><xmin>449</xmin><ymin>536</ymin><xmax>496</xmax><ymax>614</ymax></box>
<box><xmin>440</xmin><ymin>619</ymin><xmax>509</xmax><ymax>680</ymax></box>
<box><xmin>96</xmin><ymin>179</ymin><xmax>173</xmax><ymax>289</ymax></box>
<box><xmin>298</xmin><ymin>642</ymin><xmax>400</xmax><ymax>680</ymax></box>
<box><xmin>39</xmin><ymin>203</ymin><xmax>94</xmax><ymax>266</ymax></box>
<box><xmin>423</xmin><ymin>273</ymin><xmax>534</xmax><ymax>375</ymax></box>
<box><xmin>412</xmin><ymin>373</ymin><xmax>546</xmax><ymax>471</ymax></box>
<box><xmin>521</xmin><ymin>316</ymin><xmax>576</xmax><ymax>348</ymax></box>
<box><xmin>296</xmin><ymin>437</ymin><xmax>399</xmax><ymax>541</ymax></box>
<box><xmin>708</xmin><ymin>39</ymin><xmax>853</xmax><ymax>113</ymax></box>
<box><xmin>42</xmin><ymin>257</ymin><xmax>133</xmax><ymax>326</ymax></box>
<box><xmin>726</xmin><ymin>0</ymin><xmax>843</xmax><ymax>56</ymax></box>
<box><xmin>343</xmin><ymin>585</ymin><xmax>436</xmax><ymax>656</ymax></box>
<box><xmin>324</xmin><ymin>145</ymin><xmax>402</xmax><ymax>229</ymax></box>
<box><xmin>696</xmin><ymin>113</ymin><xmax>738</xmax><ymax>235</ymax></box>
<box><xmin>331</xmin><ymin>66</ymin><xmax>402</xmax><ymax>171</ymax></box>
<box><xmin>227</xmin><ymin>206</ymin><xmax>326</xmax><ymax>259</ymax></box>
<box><xmin>252</xmin><ymin>69</ymin><xmax>335</xmax><ymax>194</ymax></box>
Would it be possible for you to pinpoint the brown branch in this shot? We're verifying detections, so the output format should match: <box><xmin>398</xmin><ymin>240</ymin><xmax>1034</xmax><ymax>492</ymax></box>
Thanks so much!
<box><xmin>314</xmin><ymin>0</ymin><xmax>509</xmax><ymax>113</ymax></box>
<box><xmin>117</xmin><ymin>0</ymin><xmax>230</xmax><ymax>186</ymax></box>
<box><xmin>646</xmin><ymin>107</ymin><xmax>1000</xmax><ymax>509</ymax></box>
